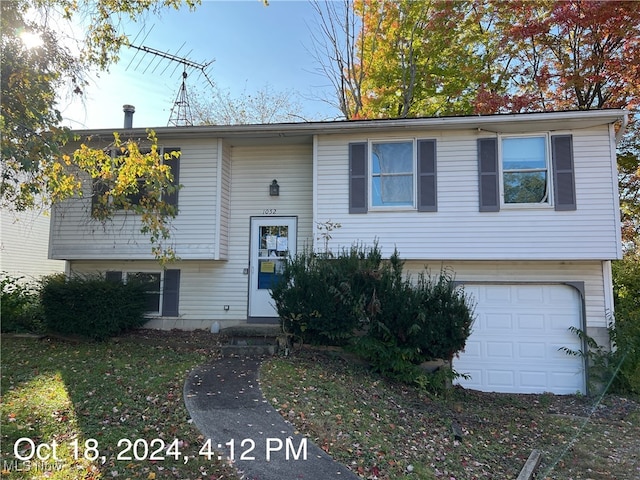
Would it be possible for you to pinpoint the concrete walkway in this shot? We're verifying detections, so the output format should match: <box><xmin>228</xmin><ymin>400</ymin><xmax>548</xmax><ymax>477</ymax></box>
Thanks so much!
<box><xmin>184</xmin><ymin>356</ymin><xmax>360</xmax><ymax>480</ymax></box>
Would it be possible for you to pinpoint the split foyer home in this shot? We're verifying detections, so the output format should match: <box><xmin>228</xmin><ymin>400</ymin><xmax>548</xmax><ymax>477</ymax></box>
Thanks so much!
<box><xmin>49</xmin><ymin>109</ymin><xmax>628</xmax><ymax>395</ymax></box>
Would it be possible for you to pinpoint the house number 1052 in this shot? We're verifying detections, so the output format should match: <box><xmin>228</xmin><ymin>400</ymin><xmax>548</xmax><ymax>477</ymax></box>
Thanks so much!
<box><xmin>263</xmin><ymin>209</ymin><xmax>277</xmax><ymax>215</ymax></box>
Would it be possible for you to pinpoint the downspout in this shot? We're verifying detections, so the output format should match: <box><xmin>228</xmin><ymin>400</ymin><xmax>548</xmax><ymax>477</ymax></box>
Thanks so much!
<box><xmin>615</xmin><ymin>111</ymin><xmax>629</xmax><ymax>145</ymax></box>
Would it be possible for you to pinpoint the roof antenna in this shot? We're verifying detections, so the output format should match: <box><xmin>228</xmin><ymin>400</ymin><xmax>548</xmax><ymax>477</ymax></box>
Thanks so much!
<box><xmin>168</xmin><ymin>69</ymin><xmax>193</xmax><ymax>127</ymax></box>
<box><xmin>125</xmin><ymin>40</ymin><xmax>216</xmax><ymax>126</ymax></box>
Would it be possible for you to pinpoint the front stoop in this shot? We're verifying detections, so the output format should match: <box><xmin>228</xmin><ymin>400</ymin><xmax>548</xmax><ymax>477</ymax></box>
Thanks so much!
<box><xmin>219</xmin><ymin>325</ymin><xmax>281</xmax><ymax>357</ymax></box>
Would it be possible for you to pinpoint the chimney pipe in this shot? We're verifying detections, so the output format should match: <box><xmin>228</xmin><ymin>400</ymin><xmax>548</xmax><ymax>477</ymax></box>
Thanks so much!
<box><xmin>123</xmin><ymin>104</ymin><xmax>135</xmax><ymax>129</ymax></box>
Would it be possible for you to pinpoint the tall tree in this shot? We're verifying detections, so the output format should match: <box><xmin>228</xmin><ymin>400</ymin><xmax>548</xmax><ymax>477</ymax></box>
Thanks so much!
<box><xmin>190</xmin><ymin>84</ymin><xmax>306</xmax><ymax>125</ymax></box>
<box><xmin>356</xmin><ymin>0</ymin><xmax>490</xmax><ymax>118</ymax></box>
<box><xmin>618</xmin><ymin>121</ymin><xmax>640</xmax><ymax>252</ymax></box>
<box><xmin>475</xmin><ymin>0</ymin><xmax>640</xmax><ymax>113</ymax></box>
<box><xmin>1</xmin><ymin>0</ymin><xmax>199</xmax><ymax>261</ymax></box>
<box><xmin>307</xmin><ymin>0</ymin><xmax>378</xmax><ymax>119</ymax></box>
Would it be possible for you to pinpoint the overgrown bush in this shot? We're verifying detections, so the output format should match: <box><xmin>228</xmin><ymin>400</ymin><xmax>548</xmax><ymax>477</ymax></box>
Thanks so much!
<box><xmin>351</xmin><ymin>252</ymin><xmax>474</xmax><ymax>383</ymax></box>
<box><xmin>271</xmin><ymin>244</ymin><xmax>382</xmax><ymax>345</ymax></box>
<box><xmin>1</xmin><ymin>273</ymin><xmax>44</xmax><ymax>333</ymax></box>
<box><xmin>272</xmin><ymin>245</ymin><xmax>475</xmax><ymax>387</ymax></box>
<box><xmin>41</xmin><ymin>274</ymin><xmax>150</xmax><ymax>340</ymax></box>
<box><xmin>611</xmin><ymin>254</ymin><xmax>640</xmax><ymax>394</ymax></box>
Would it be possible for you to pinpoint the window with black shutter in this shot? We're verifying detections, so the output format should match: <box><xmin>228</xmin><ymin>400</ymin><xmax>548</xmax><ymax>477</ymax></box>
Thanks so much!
<box><xmin>477</xmin><ymin>134</ymin><xmax>576</xmax><ymax>211</ymax></box>
<box><xmin>348</xmin><ymin>139</ymin><xmax>437</xmax><ymax>213</ymax></box>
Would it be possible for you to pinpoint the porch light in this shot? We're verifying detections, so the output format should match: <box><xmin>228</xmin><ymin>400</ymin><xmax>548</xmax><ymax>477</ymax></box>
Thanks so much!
<box><xmin>269</xmin><ymin>179</ymin><xmax>280</xmax><ymax>196</ymax></box>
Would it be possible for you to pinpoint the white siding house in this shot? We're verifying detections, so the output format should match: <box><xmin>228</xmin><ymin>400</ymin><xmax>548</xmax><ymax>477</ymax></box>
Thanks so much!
<box><xmin>1</xmin><ymin>208</ymin><xmax>65</xmax><ymax>280</ymax></box>
<box><xmin>49</xmin><ymin>110</ymin><xmax>627</xmax><ymax>394</ymax></box>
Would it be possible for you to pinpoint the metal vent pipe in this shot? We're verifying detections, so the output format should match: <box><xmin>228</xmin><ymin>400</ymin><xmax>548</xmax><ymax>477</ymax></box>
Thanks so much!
<box><xmin>123</xmin><ymin>104</ymin><xmax>135</xmax><ymax>129</ymax></box>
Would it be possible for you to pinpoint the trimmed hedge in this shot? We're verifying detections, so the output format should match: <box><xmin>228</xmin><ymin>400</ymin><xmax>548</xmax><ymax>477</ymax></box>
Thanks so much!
<box><xmin>41</xmin><ymin>274</ymin><xmax>150</xmax><ymax>340</ymax></box>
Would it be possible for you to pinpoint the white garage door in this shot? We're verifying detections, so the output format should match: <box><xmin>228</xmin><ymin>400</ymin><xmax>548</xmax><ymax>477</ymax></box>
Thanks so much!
<box><xmin>453</xmin><ymin>284</ymin><xmax>586</xmax><ymax>395</ymax></box>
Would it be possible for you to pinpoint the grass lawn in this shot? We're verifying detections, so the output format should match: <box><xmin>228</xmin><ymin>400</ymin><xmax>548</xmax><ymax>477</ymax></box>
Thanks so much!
<box><xmin>2</xmin><ymin>331</ymin><xmax>639</xmax><ymax>479</ymax></box>
<box><xmin>1</xmin><ymin>331</ymin><xmax>239</xmax><ymax>479</ymax></box>
<box><xmin>260</xmin><ymin>350</ymin><xmax>640</xmax><ymax>480</ymax></box>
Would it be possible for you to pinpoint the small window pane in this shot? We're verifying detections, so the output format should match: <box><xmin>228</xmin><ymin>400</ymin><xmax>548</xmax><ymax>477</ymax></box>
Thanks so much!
<box><xmin>372</xmin><ymin>175</ymin><xmax>413</xmax><ymax>206</ymax></box>
<box><xmin>144</xmin><ymin>293</ymin><xmax>161</xmax><ymax>313</ymax></box>
<box><xmin>502</xmin><ymin>137</ymin><xmax>546</xmax><ymax>170</ymax></box>
<box><xmin>372</xmin><ymin>142</ymin><xmax>413</xmax><ymax>174</ymax></box>
<box><xmin>127</xmin><ymin>272</ymin><xmax>161</xmax><ymax>313</ymax></box>
<box><xmin>504</xmin><ymin>172</ymin><xmax>548</xmax><ymax>203</ymax></box>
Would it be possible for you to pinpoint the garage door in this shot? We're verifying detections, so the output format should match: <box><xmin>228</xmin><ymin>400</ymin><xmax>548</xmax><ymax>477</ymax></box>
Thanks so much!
<box><xmin>453</xmin><ymin>284</ymin><xmax>585</xmax><ymax>394</ymax></box>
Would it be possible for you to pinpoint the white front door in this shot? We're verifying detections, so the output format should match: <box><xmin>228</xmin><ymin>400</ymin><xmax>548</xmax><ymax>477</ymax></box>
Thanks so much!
<box><xmin>249</xmin><ymin>217</ymin><xmax>297</xmax><ymax>318</ymax></box>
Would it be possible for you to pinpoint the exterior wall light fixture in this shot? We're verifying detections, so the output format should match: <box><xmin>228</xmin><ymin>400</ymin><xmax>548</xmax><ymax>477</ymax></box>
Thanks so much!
<box><xmin>269</xmin><ymin>179</ymin><xmax>280</xmax><ymax>196</ymax></box>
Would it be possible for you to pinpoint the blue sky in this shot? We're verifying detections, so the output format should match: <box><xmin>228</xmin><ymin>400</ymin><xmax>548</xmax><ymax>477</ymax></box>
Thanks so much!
<box><xmin>61</xmin><ymin>0</ymin><xmax>342</xmax><ymax>130</ymax></box>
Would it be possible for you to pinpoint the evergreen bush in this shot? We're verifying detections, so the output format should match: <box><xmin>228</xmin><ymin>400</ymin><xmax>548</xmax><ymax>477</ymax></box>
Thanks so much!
<box><xmin>351</xmin><ymin>252</ymin><xmax>475</xmax><ymax>382</ymax></box>
<box><xmin>271</xmin><ymin>244</ymin><xmax>381</xmax><ymax>345</ymax></box>
<box><xmin>0</xmin><ymin>273</ymin><xmax>44</xmax><ymax>333</ymax></box>
<box><xmin>271</xmin><ymin>245</ymin><xmax>475</xmax><ymax>387</ymax></box>
<box><xmin>41</xmin><ymin>274</ymin><xmax>150</xmax><ymax>340</ymax></box>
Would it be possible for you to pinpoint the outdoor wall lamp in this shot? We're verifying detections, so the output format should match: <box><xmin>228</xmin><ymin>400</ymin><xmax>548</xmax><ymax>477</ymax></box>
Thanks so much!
<box><xmin>269</xmin><ymin>179</ymin><xmax>280</xmax><ymax>196</ymax></box>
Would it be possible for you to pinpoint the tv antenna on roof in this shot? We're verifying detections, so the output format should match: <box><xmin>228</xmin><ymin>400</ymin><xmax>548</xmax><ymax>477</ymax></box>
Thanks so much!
<box><xmin>125</xmin><ymin>27</ymin><xmax>215</xmax><ymax>126</ymax></box>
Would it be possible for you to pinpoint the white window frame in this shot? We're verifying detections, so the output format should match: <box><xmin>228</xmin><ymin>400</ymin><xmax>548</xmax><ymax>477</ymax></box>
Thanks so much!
<box><xmin>498</xmin><ymin>133</ymin><xmax>553</xmax><ymax>209</ymax></box>
<box><xmin>123</xmin><ymin>271</ymin><xmax>163</xmax><ymax>316</ymax></box>
<box><xmin>368</xmin><ymin>138</ymin><xmax>417</xmax><ymax>211</ymax></box>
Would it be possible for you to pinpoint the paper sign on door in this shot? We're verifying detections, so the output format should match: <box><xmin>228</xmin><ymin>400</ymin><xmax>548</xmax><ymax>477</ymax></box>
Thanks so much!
<box><xmin>276</xmin><ymin>236</ymin><xmax>288</xmax><ymax>252</ymax></box>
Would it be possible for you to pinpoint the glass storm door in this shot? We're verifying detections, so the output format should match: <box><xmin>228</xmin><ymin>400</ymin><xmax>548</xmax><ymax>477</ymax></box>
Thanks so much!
<box><xmin>249</xmin><ymin>217</ymin><xmax>297</xmax><ymax>318</ymax></box>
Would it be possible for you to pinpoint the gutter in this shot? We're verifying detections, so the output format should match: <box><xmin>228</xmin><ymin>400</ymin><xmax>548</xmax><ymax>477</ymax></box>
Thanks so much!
<box><xmin>615</xmin><ymin>111</ymin><xmax>629</xmax><ymax>145</ymax></box>
<box><xmin>70</xmin><ymin>109</ymin><xmax>628</xmax><ymax>139</ymax></box>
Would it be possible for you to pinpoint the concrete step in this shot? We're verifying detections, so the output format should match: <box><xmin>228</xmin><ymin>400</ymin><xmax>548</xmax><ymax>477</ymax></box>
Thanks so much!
<box><xmin>220</xmin><ymin>344</ymin><xmax>278</xmax><ymax>356</ymax></box>
<box><xmin>219</xmin><ymin>325</ymin><xmax>282</xmax><ymax>357</ymax></box>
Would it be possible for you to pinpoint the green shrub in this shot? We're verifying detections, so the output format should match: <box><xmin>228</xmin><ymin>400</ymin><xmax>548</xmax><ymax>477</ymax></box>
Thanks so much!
<box><xmin>352</xmin><ymin>252</ymin><xmax>475</xmax><ymax>383</ymax></box>
<box><xmin>0</xmin><ymin>273</ymin><xmax>44</xmax><ymax>333</ymax></box>
<box><xmin>272</xmin><ymin>245</ymin><xmax>475</xmax><ymax>388</ymax></box>
<box><xmin>41</xmin><ymin>274</ymin><xmax>150</xmax><ymax>340</ymax></box>
<box><xmin>271</xmin><ymin>244</ymin><xmax>382</xmax><ymax>345</ymax></box>
<box><xmin>611</xmin><ymin>254</ymin><xmax>640</xmax><ymax>394</ymax></box>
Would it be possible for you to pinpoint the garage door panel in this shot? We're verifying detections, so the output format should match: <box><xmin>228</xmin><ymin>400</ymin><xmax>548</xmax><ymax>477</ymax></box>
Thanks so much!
<box><xmin>517</xmin><ymin>314</ymin><xmax>545</xmax><ymax>331</ymax></box>
<box><xmin>461</xmin><ymin>340</ymin><xmax>482</xmax><ymax>359</ymax></box>
<box><xmin>454</xmin><ymin>284</ymin><xmax>585</xmax><ymax>395</ymax></box>
<box><xmin>550</xmin><ymin>314</ymin><xmax>579</xmax><ymax>332</ymax></box>
<box><xmin>459</xmin><ymin>369</ymin><xmax>483</xmax><ymax>389</ymax></box>
<box><xmin>484</xmin><ymin>287</ymin><xmax>512</xmax><ymax>302</ymax></box>
<box><xmin>549</xmin><ymin>342</ymin><xmax>576</xmax><ymax>360</ymax></box>
<box><xmin>550</xmin><ymin>372</ymin><xmax>584</xmax><ymax>394</ymax></box>
<box><xmin>515</xmin><ymin>285</ymin><xmax>545</xmax><ymax>302</ymax></box>
<box><xmin>520</xmin><ymin>371</ymin><xmax>548</xmax><ymax>390</ymax></box>
<box><xmin>486</xmin><ymin>341</ymin><xmax>514</xmax><ymax>358</ymax></box>
<box><xmin>485</xmin><ymin>314</ymin><xmax>513</xmax><ymax>330</ymax></box>
<box><xmin>518</xmin><ymin>343</ymin><xmax>546</xmax><ymax>359</ymax></box>
<box><xmin>549</xmin><ymin>286</ymin><xmax>578</xmax><ymax>302</ymax></box>
<box><xmin>486</xmin><ymin>370</ymin><xmax>515</xmax><ymax>388</ymax></box>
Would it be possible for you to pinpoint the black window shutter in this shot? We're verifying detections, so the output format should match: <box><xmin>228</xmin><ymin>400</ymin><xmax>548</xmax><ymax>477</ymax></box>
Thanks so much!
<box><xmin>349</xmin><ymin>142</ymin><xmax>367</xmax><ymax>213</ymax></box>
<box><xmin>417</xmin><ymin>139</ymin><xmax>437</xmax><ymax>212</ymax></box>
<box><xmin>162</xmin><ymin>269</ymin><xmax>180</xmax><ymax>317</ymax></box>
<box><xmin>478</xmin><ymin>138</ymin><xmax>500</xmax><ymax>212</ymax></box>
<box><xmin>162</xmin><ymin>148</ymin><xmax>180</xmax><ymax>208</ymax></box>
<box><xmin>551</xmin><ymin>135</ymin><xmax>577</xmax><ymax>211</ymax></box>
<box><xmin>105</xmin><ymin>271</ymin><xmax>123</xmax><ymax>283</ymax></box>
